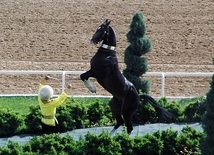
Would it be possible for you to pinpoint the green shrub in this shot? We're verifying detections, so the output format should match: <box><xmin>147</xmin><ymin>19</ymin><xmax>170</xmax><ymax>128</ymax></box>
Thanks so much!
<box><xmin>102</xmin><ymin>100</ymin><xmax>113</xmax><ymax>122</ymax></box>
<box><xmin>76</xmin><ymin>131</ymin><xmax>121</xmax><ymax>155</ymax></box>
<box><xmin>0</xmin><ymin>141</ymin><xmax>23</xmax><ymax>155</ymax></box>
<box><xmin>0</xmin><ymin>96</ymin><xmax>208</xmax><ymax>137</ymax></box>
<box><xmin>87</xmin><ymin>99</ymin><xmax>104</xmax><ymax>125</ymax></box>
<box><xmin>0</xmin><ymin>127</ymin><xmax>205</xmax><ymax>155</ymax></box>
<box><xmin>160</xmin><ymin>128</ymin><xmax>178</xmax><ymax>155</ymax></box>
<box><xmin>0</xmin><ymin>108</ymin><xmax>23</xmax><ymax>137</ymax></box>
<box><xmin>57</xmin><ymin>104</ymin><xmax>76</xmax><ymax>132</ymax></box>
<box><xmin>183</xmin><ymin>100</ymin><xmax>206</xmax><ymax>122</ymax></box>
<box><xmin>61</xmin><ymin>134</ymin><xmax>76</xmax><ymax>154</ymax></box>
<box><xmin>57</xmin><ymin>101</ymin><xmax>87</xmax><ymax>132</ymax></box>
<box><xmin>113</xmin><ymin>131</ymin><xmax>134</xmax><ymax>155</ymax></box>
<box><xmin>123</xmin><ymin>12</ymin><xmax>151</xmax><ymax>93</ymax></box>
<box><xmin>133</xmin><ymin>133</ymin><xmax>163</xmax><ymax>155</ymax></box>
<box><xmin>28</xmin><ymin>133</ymin><xmax>75</xmax><ymax>154</ymax></box>
<box><xmin>176</xmin><ymin>126</ymin><xmax>206</xmax><ymax>154</ymax></box>
<box><xmin>133</xmin><ymin>97</ymin><xmax>157</xmax><ymax>124</ymax></box>
<box><xmin>24</xmin><ymin>105</ymin><xmax>42</xmax><ymax>134</ymax></box>
<box><xmin>158</xmin><ymin>97</ymin><xmax>183</xmax><ymax>122</ymax></box>
<box><xmin>22</xmin><ymin>143</ymin><xmax>32</xmax><ymax>154</ymax></box>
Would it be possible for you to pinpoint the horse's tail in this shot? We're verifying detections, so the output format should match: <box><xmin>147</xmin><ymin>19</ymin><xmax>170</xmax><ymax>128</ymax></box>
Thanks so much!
<box><xmin>139</xmin><ymin>94</ymin><xmax>174</xmax><ymax>121</ymax></box>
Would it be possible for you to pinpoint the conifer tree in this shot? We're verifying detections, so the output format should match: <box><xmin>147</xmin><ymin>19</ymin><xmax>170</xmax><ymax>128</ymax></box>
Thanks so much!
<box><xmin>201</xmin><ymin>58</ymin><xmax>214</xmax><ymax>155</ymax></box>
<box><xmin>123</xmin><ymin>12</ymin><xmax>152</xmax><ymax>93</ymax></box>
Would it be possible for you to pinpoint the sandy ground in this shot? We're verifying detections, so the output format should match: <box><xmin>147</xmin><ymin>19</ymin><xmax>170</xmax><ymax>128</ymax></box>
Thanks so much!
<box><xmin>0</xmin><ymin>0</ymin><xmax>213</xmax><ymax>97</ymax></box>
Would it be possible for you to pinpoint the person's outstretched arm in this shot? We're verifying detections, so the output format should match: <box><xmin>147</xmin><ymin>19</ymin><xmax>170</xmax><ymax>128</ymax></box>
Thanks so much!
<box><xmin>41</xmin><ymin>76</ymin><xmax>51</xmax><ymax>85</ymax></box>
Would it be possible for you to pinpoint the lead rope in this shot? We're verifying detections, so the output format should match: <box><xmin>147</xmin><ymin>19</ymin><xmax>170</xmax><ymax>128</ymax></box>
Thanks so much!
<box><xmin>50</xmin><ymin>76</ymin><xmax>73</xmax><ymax>83</ymax></box>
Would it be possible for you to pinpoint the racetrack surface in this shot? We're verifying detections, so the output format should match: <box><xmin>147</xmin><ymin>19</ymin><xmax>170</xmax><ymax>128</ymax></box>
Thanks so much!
<box><xmin>0</xmin><ymin>0</ymin><xmax>213</xmax><ymax>97</ymax></box>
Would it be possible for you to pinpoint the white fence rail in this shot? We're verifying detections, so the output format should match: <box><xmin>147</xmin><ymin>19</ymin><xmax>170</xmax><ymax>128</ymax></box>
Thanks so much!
<box><xmin>0</xmin><ymin>70</ymin><xmax>213</xmax><ymax>97</ymax></box>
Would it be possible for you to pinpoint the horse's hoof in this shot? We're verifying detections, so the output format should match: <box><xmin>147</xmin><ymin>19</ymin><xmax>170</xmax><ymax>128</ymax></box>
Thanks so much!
<box><xmin>84</xmin><ymin>79</ymin><xmax>96</xmax><ymax>93</ymax></box>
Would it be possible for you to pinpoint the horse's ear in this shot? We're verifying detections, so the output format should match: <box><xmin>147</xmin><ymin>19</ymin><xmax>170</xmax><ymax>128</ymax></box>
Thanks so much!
<box><xmin>104</xmin><ymin>19</ymin><xmax>111</xmax><ymax>26</ymax></box>
<box><xmin>107</xmin><ymin>20</ymin><xmax>111</xmax><ymax>26</ymax></box>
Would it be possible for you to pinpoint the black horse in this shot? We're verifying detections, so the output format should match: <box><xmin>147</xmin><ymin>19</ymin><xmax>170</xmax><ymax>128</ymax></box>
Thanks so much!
<box><xmin>80</xmin><ymin>20</ymin><xmax>173</xmax><ymax>134</ymax></box>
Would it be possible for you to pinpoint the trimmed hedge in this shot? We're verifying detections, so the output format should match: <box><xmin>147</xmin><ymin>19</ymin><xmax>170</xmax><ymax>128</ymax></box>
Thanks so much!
<box><xmin>0</xmin><ymin>97</ymin><xmax>206</xmax><ymax>136</ymax></box>
<box><xmin>0</xmin><ymin>108</ymin><xmax>23</xmax><ymax>137</ymax></box>
<box><xmin>0</xmin><ymin>126</ymin><xmax>205</xmax><ymax>155</ymax></box>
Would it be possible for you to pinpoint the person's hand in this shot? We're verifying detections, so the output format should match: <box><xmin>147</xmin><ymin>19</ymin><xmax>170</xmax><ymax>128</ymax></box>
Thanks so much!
<box><xmin>65</xmin><ymin>84</ymin><xmax>72</xmax><ymax>94</ymax></box>
<box><xmin>67</xmin><ymin>84</ymin><xmax>72</xmax><ymax>89</ymax></box>
<box><xmin>45</xmin><ymin>76</ymin><xmax>51</xmax><ymax>80</ymax></box>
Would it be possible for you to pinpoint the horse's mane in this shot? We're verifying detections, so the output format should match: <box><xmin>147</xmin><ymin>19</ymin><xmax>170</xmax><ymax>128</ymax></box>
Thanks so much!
<box><xmin>108</xmin><ymin>25</ymin><xmax>117</xmax><ymax>46</ymax></box>
<box><xmin>109</xmin><ymin>25</ymin><xmax>116</xmax><ymax>39</ymax></box>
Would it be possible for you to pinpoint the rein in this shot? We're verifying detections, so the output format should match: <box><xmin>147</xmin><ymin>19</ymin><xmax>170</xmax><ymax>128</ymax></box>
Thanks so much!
<box><xmin>50</xmin><ymin>77</ymin><xmax>72</xmax><ymax>81</ymax></box>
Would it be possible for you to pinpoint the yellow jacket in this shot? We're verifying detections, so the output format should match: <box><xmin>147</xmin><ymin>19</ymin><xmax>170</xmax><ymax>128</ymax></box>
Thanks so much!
<box><xmin>38</xmin><ymin>84</ymin><xmax>67</xmax><ymax>126</ymax></box>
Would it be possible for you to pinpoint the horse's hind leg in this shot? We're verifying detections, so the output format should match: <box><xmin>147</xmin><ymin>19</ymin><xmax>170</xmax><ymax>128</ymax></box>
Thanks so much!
<box><xmin>122</xmin><ymin>88</ymin><xmax>139</xmax><ymax>134</ymax></box>
<box><xmin>109</xmin><ymin>97</ymin><xmax>124</xmax><ymax>134</ymax></box>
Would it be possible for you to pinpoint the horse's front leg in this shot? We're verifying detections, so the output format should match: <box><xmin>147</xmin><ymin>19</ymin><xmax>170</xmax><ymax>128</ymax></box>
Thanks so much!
<box><xmin>80</xmin><ymin>70</ymin><xmax>96</xmax><ymax>93</ymax></box>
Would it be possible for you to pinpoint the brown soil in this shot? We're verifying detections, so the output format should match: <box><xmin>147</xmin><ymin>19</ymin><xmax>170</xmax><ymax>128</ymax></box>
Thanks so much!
<box><xmin>0</xmin><ymin>0</ymin><xmax>213</xmax><ymax>97</ymax></box>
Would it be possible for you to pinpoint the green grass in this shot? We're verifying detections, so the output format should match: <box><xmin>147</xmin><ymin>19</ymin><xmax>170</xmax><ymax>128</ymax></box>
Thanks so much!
<box><xmin>178</xmin><ymin>96</ymin><xmax>206</xmax><ymax>109</ymax></box>
<box><xmin>0</xmin><ymin>96</ymin><xmax>205</xmax><ymax>116</ymax></box>
<box><xmin>0</xmin><ymin>96</ymin><xmax>111</xmax><ymax>115</ymax></box>
<box><xmin>0</xmin><ymin>97</ymin><xmax>38</xmax><ymax>115</ymax></box>
<box><xmin>71</xmin><ymin>97</ymin><xmax>111</xmax><ymax>105</ymax></box>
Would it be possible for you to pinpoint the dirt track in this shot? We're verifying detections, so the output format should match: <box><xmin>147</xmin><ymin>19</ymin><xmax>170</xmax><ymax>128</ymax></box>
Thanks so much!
<box><xmin>0</xmin><ymin>0</ymin><xmax>213</xmax><ymax>97</ymax></box>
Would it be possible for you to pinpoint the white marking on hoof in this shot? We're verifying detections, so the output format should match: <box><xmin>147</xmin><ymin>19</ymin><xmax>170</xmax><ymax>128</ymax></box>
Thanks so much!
<box><xmin>84</xmin><ymin>79</ymin><xmax>96</xmax><ymax>93</ymax></box>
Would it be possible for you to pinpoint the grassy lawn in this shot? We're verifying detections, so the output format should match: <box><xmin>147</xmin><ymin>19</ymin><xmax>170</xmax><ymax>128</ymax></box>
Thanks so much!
<box><xmin>0</xmin><ymin>97</ymin><xmax>38</xmax><ymax>115</ymax></box>
<box><xmin>0</xmin><ymin>96</ymin><xmax>204</xmax><ymax>116</ymax></box>
<box><xmin>178</xmin><ymin>96</ymin><xmax>205</xmax><ymax>109</ymax></box>
<box><xmin>0</xmin><ymin>96</ymin><xmax>111</xmax><ymax>115</ymax></box>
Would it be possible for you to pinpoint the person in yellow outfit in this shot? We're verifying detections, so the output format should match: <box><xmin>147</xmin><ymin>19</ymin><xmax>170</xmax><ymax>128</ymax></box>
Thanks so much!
<box><xmin>38</xmin><ymin>75</ymin><xmax>71</xmax><ymax>134</ymax></box>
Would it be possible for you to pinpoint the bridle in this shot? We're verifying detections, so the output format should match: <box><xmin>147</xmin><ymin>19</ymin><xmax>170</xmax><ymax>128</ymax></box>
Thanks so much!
<box><xmin>97</xmin><ymin>25</ymin><xmax>109</xmax><ymax>42</ymax></box>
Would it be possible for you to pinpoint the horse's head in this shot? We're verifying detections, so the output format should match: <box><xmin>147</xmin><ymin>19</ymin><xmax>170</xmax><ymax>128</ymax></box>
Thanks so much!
<box><xmin>90</xmin><ymin>19</ymin><xmax>111</xmax><ymax>44</ymax></box>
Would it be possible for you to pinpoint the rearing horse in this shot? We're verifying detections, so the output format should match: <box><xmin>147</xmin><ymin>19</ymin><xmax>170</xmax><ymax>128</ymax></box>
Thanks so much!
<box><xmin>80</xmin><ymin>20</ymin><xmax>173</xmax><ymax>134</ymax></box>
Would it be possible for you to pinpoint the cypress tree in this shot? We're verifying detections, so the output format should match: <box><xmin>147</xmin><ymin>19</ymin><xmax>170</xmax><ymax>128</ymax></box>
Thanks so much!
<box><xmin>201</xmin><ymin>58</ymin><xmax>214</xmax><ymax>155</ymax></box>
<box><xmin>123</xmin><ymin>12</ymin><xmax>152</xmax><ymax>93</ymax></box>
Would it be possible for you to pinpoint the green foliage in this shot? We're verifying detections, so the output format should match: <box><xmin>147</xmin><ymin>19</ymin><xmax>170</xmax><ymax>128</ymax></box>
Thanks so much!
<box><xmin>0</xmin><ymin>108</ymin><xmax>23</xmax><ymax>137</ymax></box>
<box><xmin>27</xmin><ymin>133</ymin><xmax>76</xmax><ymax>154</ymax></box>
<box><xmin>126</xmin><ymin>12</ymin><xmax>147</xmax><ymax>42</ymax></box>
<box><xmin>87</xmin><ymin>98</ymin><xmax>104</xmax><ymax>125</ymax></box>
<box><xmin>102</xmin><ymin>100</ymin><xmax>113</xmax><ymax>122</ymax></box>
<box><xmin>133</xmin><ymin>98</ymin><xmax>157</xmax><ymax>124</ymax></box>
<box><xmin>24</xmin><ymin>105</ymin><xmax>42</xmax><ymax>134</ymax></box>
<box><xmin>201</xmin><ymin>73</ymin><xmax>214</xmax><ymax>155</ymax></box>
<box><xmin>56</xmin><ymin>104</ymin><xmax>76</xmax><ymax>132</ymax></box>
<box><xmin>123</xmin><ymin>70</ymin><xmax>150</xmax><ymax>94</ymax></box>
<box><xmin>158</xmin><ymin>97</ymin><xmax>183</xmax><ymax>122</ymax></box>
<box><xmin>61</xmin><ymin>134</ymin><xmax>77</xmax><ymax>154</ymax></box>
<box><xmin>0</xmin><ymin>141</ymin><xmax>23</xmax><ymax>155</ymax></box>
<box><xmin>123</xmin><ymin>12</ymin><xmax>151</xmax><ymax>93</ymax></box>
<box><xmin>113</xmin><ymin>132</ymin><xmax>134</xmax><ymax>155</ymax></box>
<box><xmin>57</xmin><ymin>99</ymin><xmax>87</xmax><ymax>132</ymax></box>
<box><xmin>0</xmin><ymin>97</ymin><xmax>37</xmax><ymax>115</ymax></box>
<box><xmin>0</xmin><ymin>96</ymin><xmax>208</xmax><ymax>137</ymax></box>
<box><xmin>76</xmin><ymin>131</ymin><xmax>121</xmax><ymax>155</ymax></box>
<box><xmin>160</xmin><ymin>128</ymin><xmax>178</xmax><ymax>155</ymax></box>
<box><xmin>133</xmin><ymin>133</ymin><xmax>163</xmax><ymax>155</ymax></box>
<box><xmin>177</xmin><ymin>126</ymin><xmax>206</xmax><ymax>154</ymax></box>
<box><xmin>183</xmin><ymin>100</ymin><xmax>206</xmax><ymax>122</ymax></box>
<box><xmin>124</xmin><ymin>49</ymin><xmax>148</xmax><ymax>76</ymax></box>
<box><xmin>0</xmin><ymin>127</ymin><xmax>205</xmax><ymax>154</ymax></box>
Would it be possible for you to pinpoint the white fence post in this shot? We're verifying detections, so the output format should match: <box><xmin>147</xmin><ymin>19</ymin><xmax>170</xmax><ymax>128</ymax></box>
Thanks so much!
<box><xmin>161</xmin><ymin>72</ymin><xmax>165</xmax><ymax>97</ymax></box>
<box><xmin>62</xmin><ymin>71</ymin><xmax>65</xmax><ymax>93</ymax></box>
